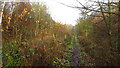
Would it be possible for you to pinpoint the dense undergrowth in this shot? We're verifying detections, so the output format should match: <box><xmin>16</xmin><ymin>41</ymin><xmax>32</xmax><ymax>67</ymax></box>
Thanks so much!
<box><xmin>2</xmin><ymin>2</ymin><xmax>74</xmax><ymax>67</ymax></box>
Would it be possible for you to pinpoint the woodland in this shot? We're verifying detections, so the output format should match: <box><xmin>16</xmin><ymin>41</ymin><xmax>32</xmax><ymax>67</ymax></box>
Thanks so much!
<box><xmin>0</xmin><ymin>0</ymin><xmax>120</xmax><ymax>67</ymax></box>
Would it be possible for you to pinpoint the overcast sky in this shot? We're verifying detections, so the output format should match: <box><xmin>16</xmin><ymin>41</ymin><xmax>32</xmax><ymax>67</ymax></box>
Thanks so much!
<box><xmin>39</xmin><ymin>0</ymin><xmax>118</xmax><ymax>26</ymax></box>
<box><xmin>31</xmin><ymin>0</ymin><xmax>117</xmax><ymax>25</ymax></box>
<box><xmin>30</xmin><ymin>0</ymin><xmax>85</xmax><ymax>26</ymax></box>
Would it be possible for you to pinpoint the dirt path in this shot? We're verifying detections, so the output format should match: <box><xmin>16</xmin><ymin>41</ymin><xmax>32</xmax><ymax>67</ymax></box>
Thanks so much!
<box><xmin>72</xmin><ymin>27</ymin><xmax>80</xmax><ymax>66</ymax></box>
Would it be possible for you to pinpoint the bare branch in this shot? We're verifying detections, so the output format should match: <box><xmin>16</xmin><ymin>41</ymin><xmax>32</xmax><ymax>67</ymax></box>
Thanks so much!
<box><xmin>58</xmin><ymin>0</ymin><xmax>119</xmax><ymax>15</ymax></box>
<box><xmin>75</xmin><ymin>0</ymin><xmax>119</xmax><ymax>15</ymax></box>
<box><xmin>98</xmin><ymin>0</ymin><xmax>110</xmax><ymax>36</ymax></box>
<box><xmin>58</xmin><ymin>2</ymin><xmax>82</xmax><ymax>9</ymax></box>
<box><xmin>75</xmin><ymin>0</ymin><xmax>87</xmax><ymax>9</ymax></box>
<box><xmin>87</xmin><ymin>15</ymin><xmax>109</xmax><ymax>17</ymax></box>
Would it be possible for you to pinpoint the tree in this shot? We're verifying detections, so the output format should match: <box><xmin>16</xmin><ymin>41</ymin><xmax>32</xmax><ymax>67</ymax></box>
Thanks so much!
<box><xmin>60</xmin><ymin>0</ymin><xmax>120</xmax><ymax>66</ymax></box>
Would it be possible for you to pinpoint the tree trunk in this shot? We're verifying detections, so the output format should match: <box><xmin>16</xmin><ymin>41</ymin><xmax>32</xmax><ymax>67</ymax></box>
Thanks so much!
<box><xmin>118</xmin><ymin>1</ymin><xmax>120</xmax><ymax>53</ymax></box>
<box><xmin>117</xmin><ymin>0</ymin><xmax>120</xmax><ymax>66</ymax></box>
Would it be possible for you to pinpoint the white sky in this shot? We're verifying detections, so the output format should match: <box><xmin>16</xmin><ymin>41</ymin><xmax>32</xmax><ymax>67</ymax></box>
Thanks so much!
<box><xmin>30</xmin><ymin>0</ymin><xmax>85</xmax><ymax>26</ymax></box>
<box><xmin>40</xmin><ymin>0</ymin><xmax>118</xmax><ymax>26</ymax></box>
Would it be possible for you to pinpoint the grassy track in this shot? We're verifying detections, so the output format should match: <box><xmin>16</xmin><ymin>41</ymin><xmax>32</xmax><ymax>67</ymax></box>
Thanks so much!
<box><xmin>71</xmin><ymin>27</ymin><xmax>81</xmax><ymax>66</ymax></box>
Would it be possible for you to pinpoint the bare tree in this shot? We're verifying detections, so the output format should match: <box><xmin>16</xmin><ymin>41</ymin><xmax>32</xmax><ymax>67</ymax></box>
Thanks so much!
<box><xmin>59</xmin><ymin>0</ymin><xmax>120</xmax><ymax>50</ymax></box>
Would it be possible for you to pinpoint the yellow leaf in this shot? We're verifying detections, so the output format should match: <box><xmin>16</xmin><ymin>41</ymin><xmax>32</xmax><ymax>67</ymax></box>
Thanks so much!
<box><xmin>24</xmin><ymin>10</ymin><xmax>27</xmax><ymax>13</ymax></box>
<box><xmin>25</xmin><ymin>8</ymin><xmax>27</xmax><ymax>10</ymax></box>
<box><xmin>23</xmin><ymin>8</ymin><xmax>26</xmax><ymax>11</ymax></box>
<box><xmin>23</xmin><ymin>9</ymin><xmax>27</xmax><ymax>13</ymax></box>
<box><xmin>28</xmin><ymin>12</ymin><xmax>30</xmax><ymax>15</ymax></box>
<box><xmin>31</xmin><ymin>9</ymin><xmax>33</xmax><ymax>11</ymax></box>
<box><xmin>8</xmin><ymin>17</ymin><xmax>11</xmax><ymax>20</ymax></box>
<box><xmin>6</xmin><ymin>26</ymin><xmax>8</xmax><ymax>29</ymax></box>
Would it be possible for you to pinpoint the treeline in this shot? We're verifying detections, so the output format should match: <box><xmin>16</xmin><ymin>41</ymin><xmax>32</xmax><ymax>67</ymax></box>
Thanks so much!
<box><xmin>2</xmin><ymin>2</ymin><xmax>73</xmax><ymax>66</ymax></box>
<box><xmin>75</xmin><ymin>6</ymin><xmax>119</xmax><ymax>66</ymax></box>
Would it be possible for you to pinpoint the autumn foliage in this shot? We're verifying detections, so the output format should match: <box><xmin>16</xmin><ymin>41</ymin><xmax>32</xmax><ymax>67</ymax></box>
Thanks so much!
<box><xmin>1</xmin><ymin>1</ymin><xmax>120</xmax><ymax>67</ymax></box>
<box><xmin>2</xmin><ymin>2</ymin><xmax>72</xmax><ymax>67</ymax></box>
